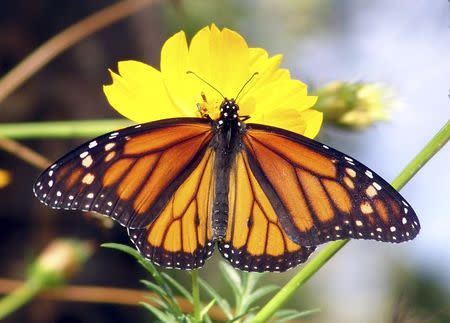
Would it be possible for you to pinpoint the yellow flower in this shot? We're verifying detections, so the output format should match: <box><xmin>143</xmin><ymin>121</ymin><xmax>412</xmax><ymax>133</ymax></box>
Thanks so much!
<box><xmin>104</xmin><ymin>25</ymin><xmax>321</xmax><ymax>137</ymax></box>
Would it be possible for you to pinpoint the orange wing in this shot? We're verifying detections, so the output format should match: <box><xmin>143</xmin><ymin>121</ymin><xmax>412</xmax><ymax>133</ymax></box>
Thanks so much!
<box><xmin>242</xmin><ymin>124</ymin><xmax>420</xmax><ymax>247</ymax></box>
<box><xmin>129</xmin><ymin>149</ymin><xmax>216</xmax><ymax>269</ymax></box>
<box><xmin>218</xmin><ymin>151</ymin><xmax>315</xmax><ymax>272</ymax></box>
<box><xmin>34</xmin><ymin>118</ymin><xmax>213</xmax><ymax>229</ymax></box>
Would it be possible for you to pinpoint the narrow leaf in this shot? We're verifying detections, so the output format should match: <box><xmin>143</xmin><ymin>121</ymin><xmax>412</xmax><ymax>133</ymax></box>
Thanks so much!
<box><xmin>140</xmin><ymin>280</ymin><xmax>168</xmax><ymax>299</ymax></box>
<box><xmin>198</xmin><ymin>277</ymin><xmax>233</xmax><ymax>320</ymax></box>
<box><xmin>219</xmin><ymin>262</ymin><xmax>242</xmax><ymax>301</ymax></box>
<box><xmin>140</xmin><ymin>301</ymin><xmax>173</xmax><ymax>322</ymax></box>
<box><xmin>240</xmin><ymin>285</ymin><xmax>279</xmax><ymax>313</ymax></box>
<box><xmin>162</xmin><ymin>272</ymin><xmax>193</xmax><ymax>302</ymax></box>
<box><xmin>243</xmin><ymin>272</ymin><xmax>263</xmax><ymax>293</ymax></box>
<box><xmin>200</xmin><ymin>299</ymin><xmax>216</xmax><ymax>319</ymax></box>
<box><xmin>141</xmin><ymin>280</ymin><xmax>181</xmax><ymax>315</ymax></box>
<box><xmin>274</xmin><ymin>308</ymin><xmax>320</xmax><ymax>322</ymax></box>
<box><xmin>228</xmin><ymin>306</ymin><xmax>259</xmax><ymax>323</ymax></box>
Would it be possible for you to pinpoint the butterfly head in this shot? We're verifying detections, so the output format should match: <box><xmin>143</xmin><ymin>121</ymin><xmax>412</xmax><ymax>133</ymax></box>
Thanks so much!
<box><xmin>219</xmin><ymin>98</ymin><xmax>239</xmax><ymax>121</ymax></box>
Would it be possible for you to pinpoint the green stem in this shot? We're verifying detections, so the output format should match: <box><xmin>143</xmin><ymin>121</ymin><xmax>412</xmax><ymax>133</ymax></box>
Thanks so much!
<box><xmin>391</xmin><ymin>120</ymin><xmax>450</xmax><ymax>190</ymax></box>
<box><xmin>0</xmin><ymin>119</ymin><xmax>133</xmax><ymax>139</ymax></box>
<box><xmin>192</xmin><ymin>270</ymin><xmax>201</xmax><ymax>322</ymax></box>
<box><xmin>253</xmin><ymin>120</ymin><xmax>450</xmax><ymax>323</ymax></box>
<box><xmin>0</xmin><ymin>278</ymin><xmax>44</xmax><ymax>320</ymax></box>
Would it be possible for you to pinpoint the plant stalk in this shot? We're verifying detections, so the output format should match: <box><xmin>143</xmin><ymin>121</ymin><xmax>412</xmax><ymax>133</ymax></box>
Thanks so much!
<box><xmin>192</xmin><ymin>270</ymin><xmax>201</xmax><ymax>322</ymax></box>
<box><xmin>0</xmin><ymin>120</ymin><xmax>133</xmax><ymax>139</ymax></box>
<box><xmin>0</xmin><ymin>278</ymin><xmax>44</xmax><ymax>320</ymax></box>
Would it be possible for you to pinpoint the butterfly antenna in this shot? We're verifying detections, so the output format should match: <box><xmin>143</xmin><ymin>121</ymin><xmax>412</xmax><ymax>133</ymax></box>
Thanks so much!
<box><xmin>186</xmin><ymin>71</ymin><xmax>225</xmax><ymax>99</ymax></box>
<box><xmin>235</xmin><ymin>72</ymin><xmax>259</xmax><ymax>101</ymax></box>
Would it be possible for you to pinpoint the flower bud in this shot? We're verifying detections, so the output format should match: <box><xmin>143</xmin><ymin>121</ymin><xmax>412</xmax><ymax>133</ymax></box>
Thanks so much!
<box><xmin>314</xmin><ymin>82</ymin><xmax>393</xmax><ymax>130</ymax></box>
<box><xmin>30</xmin><ymin>239</ymin><xmax>93</xmax><ymax>286</ymax></box>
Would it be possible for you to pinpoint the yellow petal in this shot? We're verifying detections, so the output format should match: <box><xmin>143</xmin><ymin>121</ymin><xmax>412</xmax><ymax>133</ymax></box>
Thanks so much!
<box><xmin>254</xmin><ymin>109</ymin><xmax>323</xmax><ymax>138</ymax></box>
<box><xmin>247</xmin><ymin>80</ymin><xmax>316</xmax><ymax>119</ymax></box>
<box><xmin>189</xmin><ymin>25</ymin><xmax>250</xmax><ymax>100</ymax></box>
<box><xmin>239</xmin><ymin>53</ymin><xmax>285</xmax><ymax>105</ymax></box>
<box><xmin>160</xmin><ymin>31</ymin><xmax>196</xmax><ymax>116</ymax></box>
<box><xmin>103</xmin><ymin>61</ymin><xmax>180</xmax><ymax>122</ymax></box>
<box><xmin>300</xmin><ymin>109</ymin><xmax>323</xmax><ymax>138</ymax></box>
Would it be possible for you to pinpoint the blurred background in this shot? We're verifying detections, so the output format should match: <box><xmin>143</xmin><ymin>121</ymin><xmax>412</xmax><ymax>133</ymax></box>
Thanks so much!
<box><xmin>0</xmin><ymin>0</ymin><xmax>449</xmax><ymax>322</ymax></box>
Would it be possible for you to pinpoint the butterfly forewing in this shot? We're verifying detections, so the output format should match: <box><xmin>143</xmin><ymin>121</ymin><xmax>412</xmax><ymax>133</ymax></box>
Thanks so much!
<box><xmin>218</xmin><ymin>151</ymin><xmax>316</xmax><ymax>272</ymax></box>
<box><xmin>243</xmin><ymin>124</ymin><xmax>420</xmax><ymax>246</ymax></box>
<box><xmin>33</xmin><ymin>118</ymin><xmax>213</xmax><ymax>229</ymax></box>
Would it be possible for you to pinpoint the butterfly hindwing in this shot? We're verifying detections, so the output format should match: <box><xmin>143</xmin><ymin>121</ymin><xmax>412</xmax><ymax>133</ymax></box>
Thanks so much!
<box><xmin>218</xmin><ymin>151</ymin><xmax>316</xmax><ymax>272</ymax></box>
<box><xmin>33</xmin><ymin>118</ymin><xmax>214</xmax><ymax>229</ymax></box>
<box><xmin>128</xmin><ymin>148</ymin><xmax>216</xmax><ymax>269</ymax></box>
<box><xmin>243</xmin><ymin>124</ymin><xmax>420</xmax><ymax>246</ymax></box>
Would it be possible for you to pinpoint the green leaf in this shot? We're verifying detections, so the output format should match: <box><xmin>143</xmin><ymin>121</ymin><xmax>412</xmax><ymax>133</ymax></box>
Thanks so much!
<box><xmin>240</xmin><ymin>285</ymin><xmax>279</xmax><ymax>313</ymax></box>
<box><xmin>227</xmin><ymin>306</ymin><xmax>259</xmax><ymax>323</ymax></box>
<box><xmin>162</xmin><ymin>273</ymin><xmax>193</xmax><ymax>302</ymax></box>
<box><xmin>200</xmin><ymin>299</ymin><xmax>216</xmax><ymax>320</ymax></box>
<box><xmin>143</xmin><ymin>296</ymin><xmax>169</xmax><ymax>310</ymax></box>
<box><xmin>140</xmin><ymin>301</ymin><xmax>174</xmax><ymax>322</ymax></box>
<box><xmin>198</xmin><ymin>277</ymin><xmax>233</xmax><ymax>320</ymax></box>
<box><xmin>102</xmin><ymin>243</ymin><xmax>160</xmax><ymax>280</ymax></box>
<box><xmin>219</xmin><ymin>262</ymin><xmax>242</xmax><ymax>301</ymax></box>
<box><xmin>140</xmin><ymin>280</ymin><xmax>168</xmax><ymax>299</ymax></box>
<box><xmin>274</xmin><ymin>308</ymin><xmax>320</xmax><ymax>322</ymax></box>
<box><xmin>102</xmin><ymin>243</ymin><xmax>177</xmax><ymax>303</ymax></box>
<box><xmin>243</xmin><ymin>272</ymin><xmax>263</xmax><ymax>294</ymax></box>
<box><xmin>102</xmin><ymin>243</ymin><xmax>141</xmax><ymax>259</ymax></box>
<box><xmin>141</xmin><ymin>280</ymin><xmax>182</xmax><ymax>316</ymax></box>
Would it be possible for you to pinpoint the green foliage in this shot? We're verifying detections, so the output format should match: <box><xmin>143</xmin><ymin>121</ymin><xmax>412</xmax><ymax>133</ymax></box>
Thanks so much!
<box><xmin>102</xmin><ymin>243</ymin><xmax>318</xmax><ymax>322</ymax></box>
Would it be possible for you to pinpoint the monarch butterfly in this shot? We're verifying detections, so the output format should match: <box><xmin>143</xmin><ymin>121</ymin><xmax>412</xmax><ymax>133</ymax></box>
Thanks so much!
<box><xmin>34</xmin><ymin>75</ymin><xmax>420</xmax><ymax>272</ymax></box>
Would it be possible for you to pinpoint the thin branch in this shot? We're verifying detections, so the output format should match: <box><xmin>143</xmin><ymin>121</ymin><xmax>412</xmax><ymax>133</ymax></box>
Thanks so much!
<box><xmin>0</xmin><ymin>120</ymin><xmax>133</xmax><ymax>139</ymax></box>
<box><xmin>0</xmin><ymin>0</ymin><xmax>157</xmax><ymax>104</ymax></box>
<box><xmin>0</xmin><ymin>138</ymin><xmax>50</xmax><ymax>170</ymax></box>
<box><xmin>0</xmin><ymin>278</ymin><xmax>228</xmax><ymax>321</ymax></box>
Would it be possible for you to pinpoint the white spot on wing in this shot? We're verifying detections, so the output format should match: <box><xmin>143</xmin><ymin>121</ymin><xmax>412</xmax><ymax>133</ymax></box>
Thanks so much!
<box><xmin>373</xmin><ymin>182</ymin><xmax>382</xmax><ymax>190</ymax></box>
<box><xmin>104</xmin><ymin>143</ymin><xmax>115</xmax><ymax>151</ymax></box>
<box><xmin>109</xmin><ymin>132</ymin><xmax>119</xmax><ymax>139</ymax></box>
<box><xmin>88</xmin><ymin>141</ymin><xmax>98</xmax><ymax>148</ymax></box>
<box><xmin>82</xmin><ymin>155</ymin><xmax>93</xmax><ymax>168</ymax></box>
